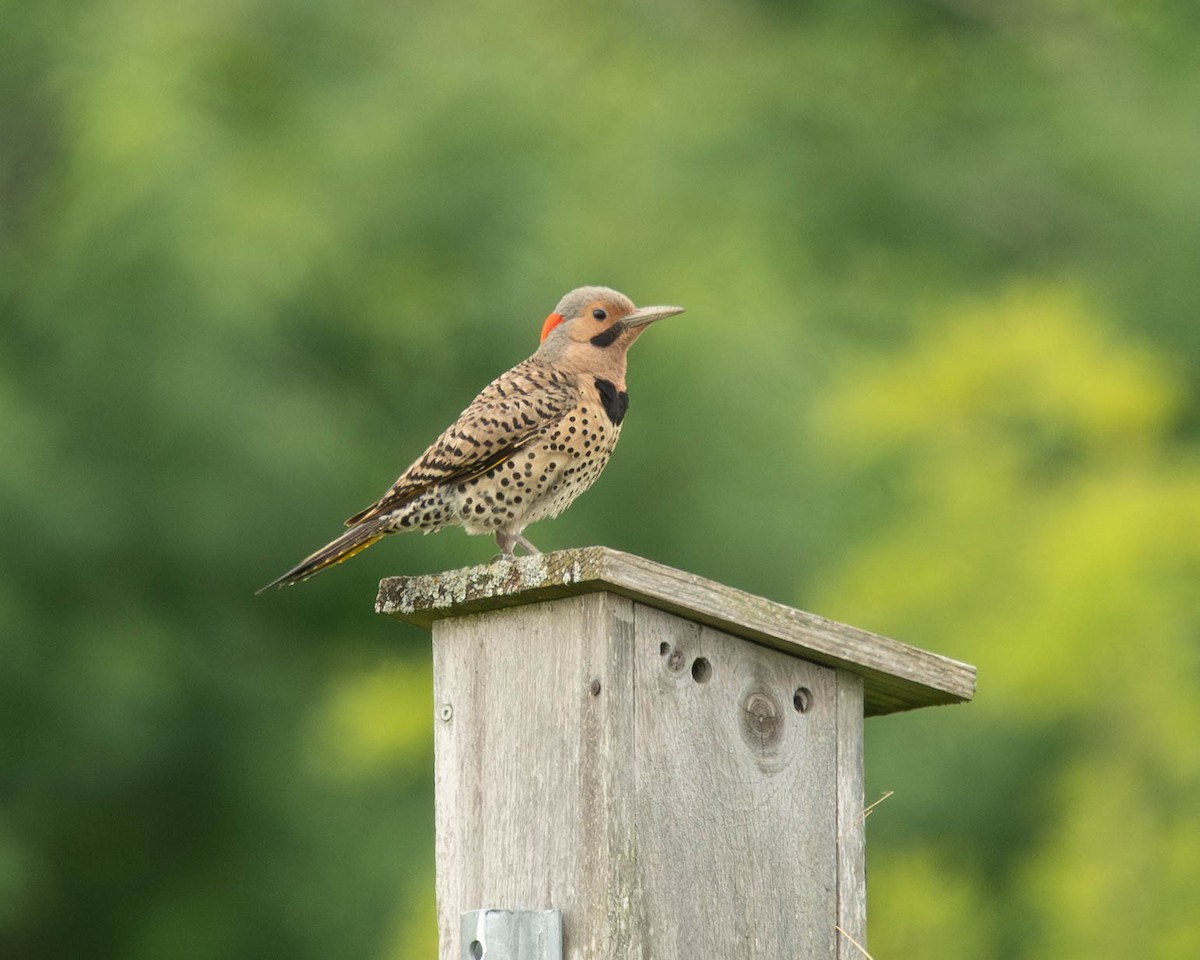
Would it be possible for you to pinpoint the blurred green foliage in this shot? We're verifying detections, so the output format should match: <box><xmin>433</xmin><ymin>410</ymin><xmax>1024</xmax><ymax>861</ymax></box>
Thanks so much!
<box><xmin>3</xmin><ymin>0</ymin><xmax>1198</xmax><ymax>957</ymax></box>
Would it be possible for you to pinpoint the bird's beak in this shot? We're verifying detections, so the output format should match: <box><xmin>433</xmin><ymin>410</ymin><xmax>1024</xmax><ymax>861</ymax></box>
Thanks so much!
<box><xmin>622</xmin><ymin>304</ymin><xmax>686</xmax><ymax>329</ymax></box>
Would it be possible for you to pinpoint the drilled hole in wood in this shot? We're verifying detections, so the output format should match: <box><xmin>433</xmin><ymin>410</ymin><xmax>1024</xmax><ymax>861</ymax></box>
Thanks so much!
<box><xmin>691</xmin><ymin>657</ymin><xmax>712</xmax><ymax>683</ymax></box>
<box><xmin>468</xmin><ymin>940</ymin><xmax>483</xmax><ymax>959</ymax></box>
<box><xmin>659</xmin><ymin>641</ymin><xmax>670</xmax><ymax>656</ymax></box>
<box><xmin>589</xmin><ymin>678</ymin><xmax>601</xmax><ymax>697</ymax></box>
<box><xmin>793</xmin><ymin>686</ymin><xmax>812</xmax><ymax>713</ymax></box>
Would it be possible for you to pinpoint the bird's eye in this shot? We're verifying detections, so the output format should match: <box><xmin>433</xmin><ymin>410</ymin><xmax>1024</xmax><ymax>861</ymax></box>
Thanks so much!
<box><xmin>592</xmin><ymin>308</ymin><xmax>607</xmax><ymax>321</ymax></box>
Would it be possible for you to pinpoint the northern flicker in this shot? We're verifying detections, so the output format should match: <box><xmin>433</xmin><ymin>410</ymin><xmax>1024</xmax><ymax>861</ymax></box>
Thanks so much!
<box><xmin>258</xmin><ymin>286</ymin><xmax>684</xmax><ymax>591</ymax></box>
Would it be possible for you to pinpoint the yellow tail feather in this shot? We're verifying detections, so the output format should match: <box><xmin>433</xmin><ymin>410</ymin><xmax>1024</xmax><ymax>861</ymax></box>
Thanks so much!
<box><xmin>257</xmin><ymin>522</ymin><xmax>388</xmax><ymax>593</ymax></box>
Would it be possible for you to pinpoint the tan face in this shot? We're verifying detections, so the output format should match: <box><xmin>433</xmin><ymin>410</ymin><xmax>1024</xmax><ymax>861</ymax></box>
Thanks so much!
<box><xmin>539</xmin><ymin>292</ymin><xmax>684</xmax><ymax>353</ymax></box>
<box><xmin>560</xmin><ymin>297</ymin><xmax>640</xmax><ymax>349</ymax></box>
<box><xmin>540</xmin><ymin>291</ymin><xmax>635</xmax><ymax>346</ymax></box>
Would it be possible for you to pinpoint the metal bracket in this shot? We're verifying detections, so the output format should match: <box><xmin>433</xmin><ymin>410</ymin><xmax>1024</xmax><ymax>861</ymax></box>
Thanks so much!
<box><xmin>460</xmin><ymin>909</ymin><xmax>562</xmax><ymax>960</ymax></box>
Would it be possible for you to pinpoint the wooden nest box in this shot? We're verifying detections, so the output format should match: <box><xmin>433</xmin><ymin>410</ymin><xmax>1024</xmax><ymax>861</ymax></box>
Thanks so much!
<box><xmin>378</xmin><ymin>547</ymin><xmax>975</xmax><ymax>960</ymax></box>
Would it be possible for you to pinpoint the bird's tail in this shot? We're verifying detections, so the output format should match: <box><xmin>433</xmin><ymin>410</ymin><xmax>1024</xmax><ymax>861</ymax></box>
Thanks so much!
<box><xmin>256</xmin><ymin>517</ymin><xmax>391</xmax><ymax>594</ymax></box>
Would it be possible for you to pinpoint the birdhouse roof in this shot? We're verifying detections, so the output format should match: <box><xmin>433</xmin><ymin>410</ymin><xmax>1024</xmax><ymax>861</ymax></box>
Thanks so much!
<box><xmin>377</xmin><ymin>546</ymin><xmax>975</xmax><ymax>717</ymax></box>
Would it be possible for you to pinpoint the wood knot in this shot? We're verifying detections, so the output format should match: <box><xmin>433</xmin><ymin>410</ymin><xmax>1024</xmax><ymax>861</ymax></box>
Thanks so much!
<box><xmin>740</xmin><ymin>690</ymin><xmax>782</xmax><ymax>752</ymax></box>
<box><xmin>664</xmin><ymin>648</ymin><xmax>687</xmax><ymax>674</ymax></box>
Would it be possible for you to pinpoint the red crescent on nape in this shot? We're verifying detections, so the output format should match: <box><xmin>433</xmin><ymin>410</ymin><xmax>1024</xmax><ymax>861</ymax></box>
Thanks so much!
<box><xmin>540</xmin><ymin>312</ymin><xmax>564</xmax><ymax>342</ymax></box>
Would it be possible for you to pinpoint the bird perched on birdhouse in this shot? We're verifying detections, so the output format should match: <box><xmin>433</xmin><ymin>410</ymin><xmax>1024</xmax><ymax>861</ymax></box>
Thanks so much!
<box><xmin>260</xmin><ymin>286</ymin><xmax>684</xmax><ymax>591</ymax></box>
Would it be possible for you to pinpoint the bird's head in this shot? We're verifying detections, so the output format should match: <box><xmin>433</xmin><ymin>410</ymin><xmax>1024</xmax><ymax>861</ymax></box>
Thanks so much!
<box><xmin>536</xmin><ymin>286</ymin><xmax>684</xmax><ymax>373</ymax></box>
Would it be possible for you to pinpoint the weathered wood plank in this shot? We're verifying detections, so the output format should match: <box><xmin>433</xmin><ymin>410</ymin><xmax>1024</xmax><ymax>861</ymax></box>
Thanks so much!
<box><xmin>631</xmin><ymin>606</ymin><xmax>841</xmax><ymax>958</ymax></box>
<box><xmin>380</xmin><ymin>546</ymin><xmax>975</xmax><ymax>716</ymax></box>
<box><xmin>432</xmin><ymin>594</ymin><xmax>620</xmax><ymax>958</ymax></box>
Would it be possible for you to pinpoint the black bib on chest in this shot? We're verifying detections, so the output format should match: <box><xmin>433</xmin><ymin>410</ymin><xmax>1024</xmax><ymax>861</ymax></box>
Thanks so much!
<box><xmin>594</xmin><ymin>378</ymin><xmax>629</xmax><ymax>426</ymax></box>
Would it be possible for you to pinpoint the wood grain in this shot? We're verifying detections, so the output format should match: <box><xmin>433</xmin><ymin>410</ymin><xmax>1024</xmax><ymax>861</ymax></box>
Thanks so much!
<box><xmin>835</xmin><ymin>670</ymin><xmax>867</xmax><ymax>959</ymax></box>
<box><xmin>381</xmin><ymin>546</ymin><xmax>975</xmax><ymax>716</ymax></box>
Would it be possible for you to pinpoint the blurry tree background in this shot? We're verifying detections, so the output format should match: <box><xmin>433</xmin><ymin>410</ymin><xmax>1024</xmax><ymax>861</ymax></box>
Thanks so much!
<box><xmin>3</xmin><ymin>0</ymin><xmax>1199</xmax><ymax>957</ymax></box>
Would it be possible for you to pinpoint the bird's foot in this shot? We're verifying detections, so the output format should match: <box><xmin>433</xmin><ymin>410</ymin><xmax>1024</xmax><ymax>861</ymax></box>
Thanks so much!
<box><xmin>492</xmin><ymin>531</ymin><xmax>540</xmax><ymax>560</ymax></box>
<box><xmin>493</xmin><ymin>531</ymin><xmax>515</xmax><ymax>557</ymax></box>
